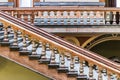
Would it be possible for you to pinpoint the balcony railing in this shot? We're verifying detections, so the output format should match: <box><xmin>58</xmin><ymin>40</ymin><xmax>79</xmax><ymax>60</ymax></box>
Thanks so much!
<box><xmin>1</xmin><ymin>7</ymin><xmax>120</xmax><ymax>26</ymax></box>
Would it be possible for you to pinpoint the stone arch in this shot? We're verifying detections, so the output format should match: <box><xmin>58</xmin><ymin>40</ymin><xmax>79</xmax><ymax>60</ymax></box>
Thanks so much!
<box><xmin>82</xmin><ymin>34</ymin><xmax>120</xmax><ymax>49</ymax></box>
<box><xmin>81</xmin><ymin>34</ymin><xmax>102</xmax><ymax>48</ymax></box>
<box><xmin>64</xmin><ymin>36</ymin><xmax>80</xmax><ymax>46</ymax></box>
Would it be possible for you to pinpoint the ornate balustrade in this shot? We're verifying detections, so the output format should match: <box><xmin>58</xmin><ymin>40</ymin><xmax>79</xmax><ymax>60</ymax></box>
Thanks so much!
<box><xmin>0</xmin><ymin>2</ymin><xmax>14</xmax><ymax>8</ymax></box>
<box><xmin>0</xmin><ymin>11</ymin><xmax>120</xmax><ymax>80</ymax></box>
<box><xmin>1</xmin><ymin>7</ymin><xmax>120</xmax><ymax>26</ymax></box>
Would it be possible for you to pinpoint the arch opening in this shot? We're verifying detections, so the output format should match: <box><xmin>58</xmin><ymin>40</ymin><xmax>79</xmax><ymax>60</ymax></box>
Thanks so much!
<box><xmin>90</xmin><ymin>40</ymin><xmax>120</xmax><ymax>63</ymax></box>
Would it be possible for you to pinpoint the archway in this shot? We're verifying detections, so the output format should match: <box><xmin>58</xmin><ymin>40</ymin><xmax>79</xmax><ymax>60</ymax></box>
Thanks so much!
<box><xmin>90</xmin><ymin>40</ymin><xmax>120</xmax><ymax>58</ymax></box>
<box><xmin>83</xmin><ymin>34</ymin><xmax>120</xmax><ymax>63</ymax></box>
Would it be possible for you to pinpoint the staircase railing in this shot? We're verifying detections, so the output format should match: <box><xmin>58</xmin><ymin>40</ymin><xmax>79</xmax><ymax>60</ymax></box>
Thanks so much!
<box><xmin>0</xmin><ymin>10</ymin><xmax>120</xmax><ymax>80</ymax></box>
<box><xmin>1</xmin><ymin>7</ymin><xmax>120</xmax><ymax>25</ymax></box>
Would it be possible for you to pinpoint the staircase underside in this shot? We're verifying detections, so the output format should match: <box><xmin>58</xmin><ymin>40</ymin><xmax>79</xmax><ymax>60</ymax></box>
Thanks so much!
<box><xmin>0</xmin><ymin>46</ymin><xmax>76</xmax><ymax>80</ymax></box>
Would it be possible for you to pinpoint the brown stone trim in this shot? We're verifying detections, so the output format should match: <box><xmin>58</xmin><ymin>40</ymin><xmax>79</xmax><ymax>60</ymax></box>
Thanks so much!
<box><xmin>1</xmin><ymin>7</ymin><xmax>120</xmax><ymax>11</ymax></box>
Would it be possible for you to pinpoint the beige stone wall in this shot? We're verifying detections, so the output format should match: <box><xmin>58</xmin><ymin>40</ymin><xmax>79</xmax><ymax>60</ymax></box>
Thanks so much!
<box><xmin>0</xmin><ymin>0</ymin><xmax>8</xmax><ymax>2</ymax></box>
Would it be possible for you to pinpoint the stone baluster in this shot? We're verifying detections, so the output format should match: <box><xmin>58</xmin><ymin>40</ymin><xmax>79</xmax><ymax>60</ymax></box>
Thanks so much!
<box><xmin>0</xmin><ymin>27</ymin><xmax>10</xmax><ymax>46</ymax></box>
<box><xmin>19</xmin><ymin>36</ymin><xmax>30</xmax><ymax>55</ymax></box>
<box><xmin>89</xmin><ymin>64</ymin><xmax>94</xmax><ymax>80</ymax></box>
<box><xmin>31</xmin><ymin>41</ymin><xmax>37</xmax><ymax>55</ymax></box>
<box><xmin>60</xmin><ymin>54</ymin><xmax>65</xmax><ymax>67</ymax></box>
<box><xmin>10</xmin><ymin>30</ymin><xmax>19</xmax><ymax>51</ymax></box>
<box><xmin>57</xmin><ymin>54</ymin><xmax>68</xmax><ymax>73</ymax></box>
<box><xmin>50</xmin><ymin>49</ymin><xmax>56</xmax><ymax>64</ymax></box>
<box><xmin>79</xmin><ymin>60</ymin><xmax>84</xmax><ymax>75</ymax></box>
<box><xmin>41</xmin><ymin>43</ymin><xmax>46</xmax><ymax>59</ymax></box>
<box><xmin>77</xmin><ymin>60</ymin><xmax>87</xmax><ymax>80</ymax></box>
<box><xmin>3</xmin><ymin>27</ymin><xmax>9</xmax><ymax>42</ymax></box>
<box><xmin>74</xmin><ymin>56</ymin><xmax>79</xmax><ymax>63</ymax></box>
<box><xmin>105</xmin><ymin>11</ymin><xmax>110</xmax><ymax>25</ymax></box>
<box><xmin>21</xmin><ymin>14</ymin><xmax>24</xmax><ymax>21</ymax></box>
<box><xmin>22</xmin><ymin>36</ymin><xmax>27</xmax><ymax>51</ymax></box>
<box><xmin>46</xmin><ymin>43</ymin><xmax>50</xmax><ymax>50</ymax></box>
<box><xmin>70</xmin><ymin>58</ymin><xmax>74</xmax><ymax>71</ymax></box>
<box><xmin>67</xmin><ymin>57</ymin><xmax>77</xmax><ymax>77</ymax></box>
<box><xmin>39</xmin><ymin>43</ymin><xmax>50</xmax><ymax>64</ymax></box>
<box><xmin>98</xmin><ymin>68</ymin><xmax>103</xmax><ymax>80</ymax></box>
<box><xmin>13</xmin><ymin>30</ymin><xmax>18</xmax><ymax>46</ymax></box>
<box><xmin>27</xmin><ymin>15</ymin><xmax>31</xmax><ymax>23</ymax></box>
<box><xmin>29</xmin><ymin>41</ymin><xmax>40</xmax><ymax>60</ymax></box>
<box><xmin>48</xmin><ymin>49</ymin><xmax>59</xmax><ymax>68</ymax></box>
<box><xmin>112</xmin><ymin>11</ymin><xmax>116</xmax><ymax>25</ymax></box>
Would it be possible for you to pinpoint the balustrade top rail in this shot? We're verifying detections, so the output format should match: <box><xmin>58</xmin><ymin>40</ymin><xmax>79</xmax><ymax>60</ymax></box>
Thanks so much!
<box><xmin>0</xmin><ymin>10</ymin><xmax>120</xmax><ymax>75</ymax></box>
<box><xmin>1</xmin><ymin>7</ymin><xmax>120</xmax><ymax>11</ymax></box>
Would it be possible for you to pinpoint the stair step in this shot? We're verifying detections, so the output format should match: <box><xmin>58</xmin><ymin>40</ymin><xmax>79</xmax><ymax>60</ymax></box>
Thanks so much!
<box><xmin>77</xmin><ymin>75</ymin><xmax>88</xmax><ymax>80</ymax></box>
<box><xmin>67</xmin><ymin>70</ymin><xmax>78</xmax><ymax>77</ymax></box>
<box><xmin>0</xmin><ymin>41</ymin><xmax>10</xmax><ymax>46</ymax></box>
<box><xmin>29</xmin><ymin>54</ymin><xmax>40</xmax><ymax>60</ymax></box>
<box><xmin>9</xmin><ymin>45</ymin><xmax>19</xmax><ymax>51</ymax></box>
<box><xmin>38</xmin><ymin>58</ymin><xmax>50</xmax><ymax>64</ymax></box>
<box><xmin>19</xmin><ymin>50</ymin><xmax>31</xmax><ymax>55</ymax></box>
<box><xmin>48</xmin><ymin>63</ymin><xmax>59</xmax><ymax>69</ymax></box>
<box><xmin>57</xmin><ymin>66</ymin><xmax>68</xmax><ymax>73</ymax></box>
<box><xmin>88</xmin><ymin>79</ymin><xmax>96</xmax><ymax>80</ymax></box>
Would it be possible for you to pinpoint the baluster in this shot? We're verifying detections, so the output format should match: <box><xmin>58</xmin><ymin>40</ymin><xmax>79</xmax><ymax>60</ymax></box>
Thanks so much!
<box><xmin>70</xmin><ymin>58</ymin><xmax>74</xmax><ymax>71</ymax></box>
<box><xmin>31</xmin><ymin>11</ymin><xmax>34</xmax><ymax>23</ymax></box>
<box><xmin>50</xmin><ymin>49</ymin><xmax>56</xmax><ymax>63</ymax></box>
<box><xmin>28</xmin><ymin>15</ymin><xmax>31</xmax><ymax>23</ymax></box>
<box><xmin>39</xmin><ymin>43</ymin><xmax>50</xmax><ymax>64</ymax></box>
<box><xmin>19</xmin><ymin>36</ymin><xmax>30</xmax><ymax>55</ymax></box>
<box><xmin>21</xmin><ymin>15</ymin><xmax>24</xmax><ymax>21</ymax></box>
<box><xmin>48</xmin><ymin>49</ymin><xmax>59</xmax><ymax>68</ymax></box>
<box><xmin>22</xmin><ymin>36</ymin><xmax>27</xmax><ymax>50</ymax></box>
<box><xmin>57</xmin><ymin>54</ymin><xmax>68</xmax><ymax>73</ymax></box>
<box><xmin>0</xmin><ymin>27</ymin><xmax>10</xmax><ymax>46</ymax></box>
<box><xmin>98</xmin><ymin>68</ymin><xmax>103</xmax><ymax>80</ymax></box>
<box><xmin>13</xmin><ymin>31</ymin><xmax>18</xmax><ymax>46</ymax></box>
<box><xmin>10</xmin><ymin>30</ymin><xmax>19</xmax><ymax>51</ymax></box>
<box><xmin>80</xmin><ymin>11</ymin><xmax>84</xmax><ymax>25</ymax></box>
<box><xmin>77</xmin><ymin>60</ymin><xmax>87</xmax><ymax>80</ymax></box>
<box><xmin>3</xmin><ymin>27</ymin><xmax>9</xmax><ymax>42</ymax></box>
<box><xmin>31</xmin><ymin>41</ymin><xmax>37</xmax><ymax>54</ymax></box>
<box><xmin>113</xmin><ymin>11</ymin><xmax>116</xmax><ymax>25</ymax></box>
<box><xmin>46</xmin><ymin>43</ymin><xmax>50</xmax><ymax>50</ymax></box>
<box><xmin>89</xmin><ymin>64</ymin><xmax>95</xmax><ymax>80</ymax></box>
<box><xmin>60</xmin><ymin>55</ymin><xmax>65</xmax><ymax>67</ymax></box>
<box><xmin>67</xmin><ymin>57</ymin><xmax>77</xmax><ymax>77</ymax></box>
<box><xmin>40</xmin><ymin>43</ymin><xmax>46</xmax><ymax>59</ymax></box>
<box><xmin>105</xmin><ymin>11</ymin><xmax>110</xmax><ymax>25</ymax></box>
<box><xmin>11</xmin><ymin>11</ymin><xmax>14</xmax><ymax>16</ymax></box>
<box><xmin>29</xmin><ymin>41</ymin><xmax>40</xmax><ymax>60</ymax></box>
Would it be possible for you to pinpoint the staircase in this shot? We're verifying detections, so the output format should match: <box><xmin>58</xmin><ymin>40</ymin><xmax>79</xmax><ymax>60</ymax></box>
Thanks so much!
<box><xmin>0</xmin><ymin>11</ymin><xmax>120</xmax><ymax>80</ymax></box>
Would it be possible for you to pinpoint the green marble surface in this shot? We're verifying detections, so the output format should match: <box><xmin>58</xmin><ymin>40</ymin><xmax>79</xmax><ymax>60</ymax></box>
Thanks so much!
<box><xmin>0</xmin><ymin>57</ymin><xmax>50</xmax><ymax>80</ymax></box>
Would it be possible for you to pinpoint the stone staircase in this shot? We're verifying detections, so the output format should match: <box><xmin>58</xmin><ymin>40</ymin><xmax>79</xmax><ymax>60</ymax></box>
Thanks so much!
<box><xmin>0</xmin><ymin>11</ymin><xmax>119</xmax><ymax>80</ymax></box>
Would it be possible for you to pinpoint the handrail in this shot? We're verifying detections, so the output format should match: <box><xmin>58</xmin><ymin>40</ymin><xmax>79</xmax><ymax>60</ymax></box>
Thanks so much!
<box><xmin>0</xmin><ymin>10</ymin><xmax>120</xmax><ymax>76</ymax></box>
<box><xmin>1</xmin><ymin>7</ymin><xmax>120</xmax><ymax>11</ymax></box>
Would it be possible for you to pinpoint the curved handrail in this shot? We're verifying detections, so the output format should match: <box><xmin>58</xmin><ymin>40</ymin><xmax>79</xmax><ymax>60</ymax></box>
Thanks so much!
<box><xmin>0</xmin><ymin>11</ymin><xmax>120</xmax><ymax>75</ymax></box>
